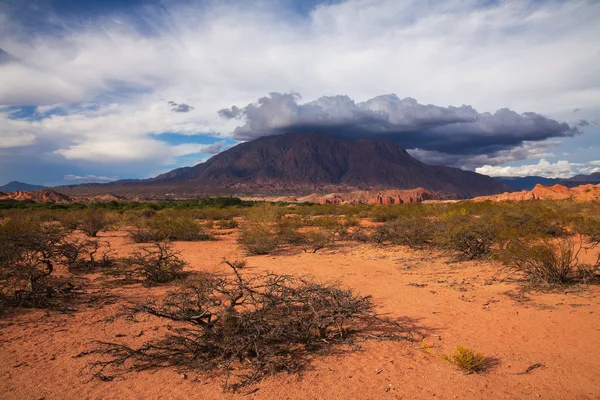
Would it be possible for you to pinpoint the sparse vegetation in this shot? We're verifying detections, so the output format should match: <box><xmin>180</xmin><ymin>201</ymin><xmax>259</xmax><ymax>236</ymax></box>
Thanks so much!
<box><xmin>128</xmin><ymin>214</ymin><xmax>213</xmax><ymax>243</ymax></box>
<box><xmin>123</xmin><ymin>242</ymin><xmax>187</xmax><ymax>285</ymax></box>
<box><xmin>81</xmin><ymin>261</ymin><xmax>404</xmax><ymax>389</ymax></box>
<box><xmin>442</xmin><ymin>346</ymin><xmax>488</xmax><ymax>374</ymax></box>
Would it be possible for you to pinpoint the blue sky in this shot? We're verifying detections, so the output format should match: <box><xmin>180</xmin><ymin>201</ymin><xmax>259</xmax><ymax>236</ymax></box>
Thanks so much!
<box><xmin>0</xmin><ymin>0</ymin><xmax>599</xmax><ymax>186</ymax></box>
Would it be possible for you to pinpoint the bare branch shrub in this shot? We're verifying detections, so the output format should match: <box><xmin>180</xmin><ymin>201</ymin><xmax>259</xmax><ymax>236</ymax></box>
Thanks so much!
<box><xmin>81</xmin><ymin>261</ymin><xmax>405</xmax><ymax>389</ymax></box>
<box><xmin>58</xmin><ymin>238</ymin><xmax>115</xmax><ymax>272</ymax></box>
<box><xmin>499</xmin><ymin>236</ymin><xmax>599</xmax><ymax>284</ymax></box>
<box><xmin>123</xmin><ymin>242</ymin><xmax>187</xmax><ymax>285</ymax></box>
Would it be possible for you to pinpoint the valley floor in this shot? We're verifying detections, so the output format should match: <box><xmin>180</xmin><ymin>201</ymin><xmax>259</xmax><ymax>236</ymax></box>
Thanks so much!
<box><xmin>1</xmin><ymin>230</ymin><xmax>599</xmax><ymax>399</ymax></box>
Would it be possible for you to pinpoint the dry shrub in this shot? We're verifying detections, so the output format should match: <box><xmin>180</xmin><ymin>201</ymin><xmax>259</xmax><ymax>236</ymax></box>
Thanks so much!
<box><xmin>81</xmin><ymin>261</ymin><xmax>405</xmax><ymax>390</ymax></box>
<box><xmin>499</xmin><ymin>237</ymin><xmax>599</xmax><ymax>285</ymax></box>
<box><xmin>238</xmin><ymin>225</ymin><xmax>280</xmax><ymax>255</ymax></box>
<box><xmin>436</xmin><ymin>216</ymin><xmax>498</xmax><ymax>260</ymax></box>
<box><xmin>216</xmin><ymin>219</ymin><xmax>238</xmax><ymax>229</ymax></box>
<box><xmin>373</xmin><ymin>217</ymin><xmax>436</xmax><ymax>248</ymax></box>
<box><xmin>58</xmin><ymin>238</ymin><xmax>115</xmax><ymax>272</ymax></box>
<box><xmin>129</xmin><ymin>215</ymin><xmax>213</xmax><ymax>243</ymax></box>
<box><xmin>123</xmin><ymin>242</ymin><xmax>187</xmax><ymax>285</ymax></box>
<box><xmin>80</xmin><ymin>209</ymin><xmax>112</xmax><ymax>237</ymax></box>
<box><xmin>299</xmin><ymin>231</ymin><xmax>331</xmax><ymax>253</ymax></box>
<box><xmin>442</xmin><ymin>346</ymin><xmax>488</xmax><ymax>374</ymax></box>
<box><xmin>0</xmin><ymin>217</ymin><xmax>72</xmax><ymax>307</ymax></box>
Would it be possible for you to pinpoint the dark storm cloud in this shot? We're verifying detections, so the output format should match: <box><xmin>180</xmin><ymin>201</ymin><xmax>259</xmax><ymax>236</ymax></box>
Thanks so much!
<box><xmin>218</xmin><ymin>92</ymin><xmax>579</xmax><ymax>156</ymax></box>
<box><xmin>168</xmin><ymin>101</ymin><xmax>193</xmax><ymax>113</ymax></box>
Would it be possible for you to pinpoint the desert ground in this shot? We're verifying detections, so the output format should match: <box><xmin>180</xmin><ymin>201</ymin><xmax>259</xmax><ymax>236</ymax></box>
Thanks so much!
<box><xmin>1</xmin><ymin>223</ymin><xmax>599</xmax><ymax>400</ymax></box>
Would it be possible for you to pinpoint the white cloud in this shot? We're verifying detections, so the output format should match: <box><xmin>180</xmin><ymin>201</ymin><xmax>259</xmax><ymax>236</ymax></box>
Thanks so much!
<box><xmin>0</xmin><ymin>0</ymin><xmax>598</xmax><ymax>176</ymax></box>
<box><xmin>475</xmin><ymin>159</ymin><xmax>599</xmax><ymax>179</ymax></box>
<box><xmin>63</xmin><ymin>174</ymin><xmax>119</xmax><ymax>183</ymax></box>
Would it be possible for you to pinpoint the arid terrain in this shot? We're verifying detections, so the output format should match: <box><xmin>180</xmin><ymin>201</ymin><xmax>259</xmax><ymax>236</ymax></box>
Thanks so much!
<box><xmin>1</xmin><ymin>205</ymin><xmax>599</xmax><ymax>400</ymax></box>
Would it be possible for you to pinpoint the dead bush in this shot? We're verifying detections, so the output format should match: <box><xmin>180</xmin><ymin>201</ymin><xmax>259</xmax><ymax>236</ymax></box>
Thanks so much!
<box><xmin>499</xmin><ymin>236</ymin><xmax>599</xmax><ymax>284</ymax></box>
<box><xmin>81</xmin><ymin>261</ymin><xmax>405</xmax><ymax>390</ymax></box>
<box><xmin>123</xmin><ymin>242</ymin><xmax>187</xmax><ymax>285</ymax></box>
<box><xmin>58</xmin><ymin>238</ymin><xmax>115</xmax><ymax>272</ymax></box>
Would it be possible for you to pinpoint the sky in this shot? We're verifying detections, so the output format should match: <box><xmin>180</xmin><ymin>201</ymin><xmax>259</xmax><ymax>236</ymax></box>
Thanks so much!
<box><xmin>0</xmin><ymin>0</ymin><xmax>599</xmax><ymax>186</ymax></box>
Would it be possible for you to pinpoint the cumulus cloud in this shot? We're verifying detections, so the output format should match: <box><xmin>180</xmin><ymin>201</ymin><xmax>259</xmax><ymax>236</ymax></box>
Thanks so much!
<box><xmin>220</xmin><ymin>92</ymin><xmax>578</xmax><ymax>156</ymax></box>
<box><xmin>0</xmin><ymin>0</ymin><xmax>599</xmax><ymax>183</ymax></box>
<box><xmin>168</xmin><ymin>101</ymin><xmax>193</xmax><ymax>113</ymax></box>
<box><xmin>63</xmin><ymin>174</ymin><xmax>119</xmax><ymax>183</ymax></box>
<box><xmin>475</xmin><ymin>159</ymin><xmax>600</xmax><ymax>179</ymax></box>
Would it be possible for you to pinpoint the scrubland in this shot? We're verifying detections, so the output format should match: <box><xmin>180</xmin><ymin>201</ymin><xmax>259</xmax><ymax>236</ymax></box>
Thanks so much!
<box><xmin>1</xmin><ymin>199</ymin><xmax>599</xmax><ymax>399</ymax></box>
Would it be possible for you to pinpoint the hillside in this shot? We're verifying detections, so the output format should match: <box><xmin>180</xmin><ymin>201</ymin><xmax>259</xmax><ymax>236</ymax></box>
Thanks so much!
<box><xmin>57</xmin><ymin>133</ymin><xmax>510</xmax><ymax>199</ymax></box>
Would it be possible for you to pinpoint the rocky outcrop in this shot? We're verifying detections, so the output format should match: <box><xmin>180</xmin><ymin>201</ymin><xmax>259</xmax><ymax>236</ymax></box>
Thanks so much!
<box><xmin>295</xmin><ymin>188</ymin><xmax>457</xmax><ymax>205</ymax></box>
<box><xmin>472</xmin><ymin>183</ymin><xmax>600</xmax><ymax>202</ymax></box>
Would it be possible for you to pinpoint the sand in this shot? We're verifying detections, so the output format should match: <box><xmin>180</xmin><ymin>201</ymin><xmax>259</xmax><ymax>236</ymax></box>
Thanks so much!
<box><xmin>1</xmin><ymin>229</ymin><xmax>599</xmax><ymax>400</ymax></box>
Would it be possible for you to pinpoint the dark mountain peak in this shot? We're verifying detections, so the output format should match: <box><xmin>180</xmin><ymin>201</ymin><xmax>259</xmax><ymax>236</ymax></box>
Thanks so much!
<box><xmin>149</xmin><ymin>133</ymin><xmax>510</xmax><ymax>198</ymax></box>
<box><xmin>0</xmin><ymin>181</ymin><xmax>46</xmax><ymax>192</ymax></box>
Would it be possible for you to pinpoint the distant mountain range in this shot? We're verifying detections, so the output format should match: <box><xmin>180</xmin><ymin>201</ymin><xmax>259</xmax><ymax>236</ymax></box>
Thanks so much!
<box><xmin>494</xmin><ymin>172</ymin><xmax>600</xmax><ymax>190</ymax></box>
<box><xmin>0</xmin><ymin>181</ymin><xmax>46</xmax><ymax>192</ymax></box>
<box><xmin>56</xmin><ymin>133</ymin><xmax>511</xmax><ymax>199</ymax></box>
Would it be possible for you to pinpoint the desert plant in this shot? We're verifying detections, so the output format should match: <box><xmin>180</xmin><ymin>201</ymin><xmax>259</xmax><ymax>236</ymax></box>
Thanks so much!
<box><xmin>216</xmin><ymin>219</ymin><xmax>238</xmax><ymax>229</ymax></box>
<box><xmin>436</xmin><ymin>216</ymin><xmax>498</xmax><ymax>259</ymax></box>
<box><xmin>0</xmin><ymin>217</ymin><xmax>69</xmax><ymax>307</ymax></box>
<box><xmin>80</xmin><ymin>209</ymin><xmax>111</xmax><ymax>237</ymax></box>
<box><xmin>58</xmin><ymin>238</ymin><xmax>114</xmax><ymax>272</ymax></box>
<box><xmin>81</xmin><ymin>262</ymin><xmax>404</xmax><ymax>389</ymax></box>
<box><xmin>442</xmin><ymin>346</ymin><xmax>487</xmax><ymax>374</ymax></box>
<box><xmin>299</xmin><ymin>231</ymin><xmax>331</xmax><ymax>253</ymax></box>
<box><xmin>124</xmin><ymin>242</ymin><xmax>187</xmax><ymax>284</ymax></box>
<box><xmin>129</xmin><ymin>215</ymin><xmax>213</xmax><ymax>243</ymax></box>
<box><xmin>499</xmin><ymin>237</ymin><xmax>599</xmax><ymax>284</ymax></box>
<box><xmin>239</xmin><ymin>225</ymin><xmax>280</xmax><ymax>255</ymax></box>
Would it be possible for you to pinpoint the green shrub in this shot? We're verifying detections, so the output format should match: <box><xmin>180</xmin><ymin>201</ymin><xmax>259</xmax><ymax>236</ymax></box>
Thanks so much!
<box><xmin>216</xmin><ymin>219</ymin><xmax>238</xmax><ymax>229</ymax></box>
<box><xmin>129</xmin><ymin>215</ymin><xmax>213</xmax><ymax>243</ymax></box>
<box><xmin>239</xmin><ymin>225</ymin><xmax>280</xmax><ymax>255</ymax></box>
<box><xmin>435</xmin><ymin>216</ymin><xmax>498</xmax><ymax>259</ymax></box>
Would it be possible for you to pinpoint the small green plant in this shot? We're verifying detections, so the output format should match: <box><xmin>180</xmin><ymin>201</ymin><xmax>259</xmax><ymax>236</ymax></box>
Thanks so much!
<box><xmin>238</xmin><ymin>225</ymin><xmax>280</xmax><ymax>255</ymax></box>
<box><xmin>442</xmin><ymin>346</ymin><xmax>487</xmax><ymax>374</ymax></box>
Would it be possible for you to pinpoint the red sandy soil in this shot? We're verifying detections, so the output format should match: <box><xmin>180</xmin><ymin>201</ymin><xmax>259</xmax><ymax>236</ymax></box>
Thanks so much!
<box><xmin>1</xmin><ymin>229</ymin><xmax>599</xmax><ymax>400</ymax></box>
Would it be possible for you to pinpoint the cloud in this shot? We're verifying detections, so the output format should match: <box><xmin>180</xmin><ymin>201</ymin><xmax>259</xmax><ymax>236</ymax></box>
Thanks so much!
<box><xmin>220</xmin><ymin>92</ymin><xmax>578</xmax><ymax>156</ymax></box>
<box><xmin>0</xmin><ymin>0</ymin><xmax>599</xmax><ymax>184</ymax></box>
<box><xmin>168</xmin><ymin>101</ymin><xmax>193</xmax><ymax>113</ymax></box>
<box><xmin>475</xmin><ymin>159</ymin><xmax>600</xmax><ymax>179</ymax></box>
<box><xmin>63</xmin><ymin>174</ymin><xmax>119</xmax><ymax>183</ymax></box>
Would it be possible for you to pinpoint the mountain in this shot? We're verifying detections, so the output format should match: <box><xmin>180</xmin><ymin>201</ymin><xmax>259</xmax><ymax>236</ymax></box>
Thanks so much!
<box><xmin>563</xmin><ymin>172</ymin><xmax>600</xmax><ymax>183</ymax></box>
<box><xmin>495</xmin><ymin>172</ymin><xmax>600</xmax><ymax>191</ymax></box>
<box><xmin>0</xmin><ymin>181</ymin><xmax>46</xmax><ymax>192</ymax></box>
<box><xmin>108</xmin><ymin>133</ymin><xmax>509</xmax><ymax>198</ymax></box>
<box><xmin>494</xmin><ymin>176</ymin><xmax>561</xmax><ymax>191</ymax></box>
<box><xmin>56</xmin><ymin>133</ymin><xmax>512</xmax><ymax>199</ymax></box>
